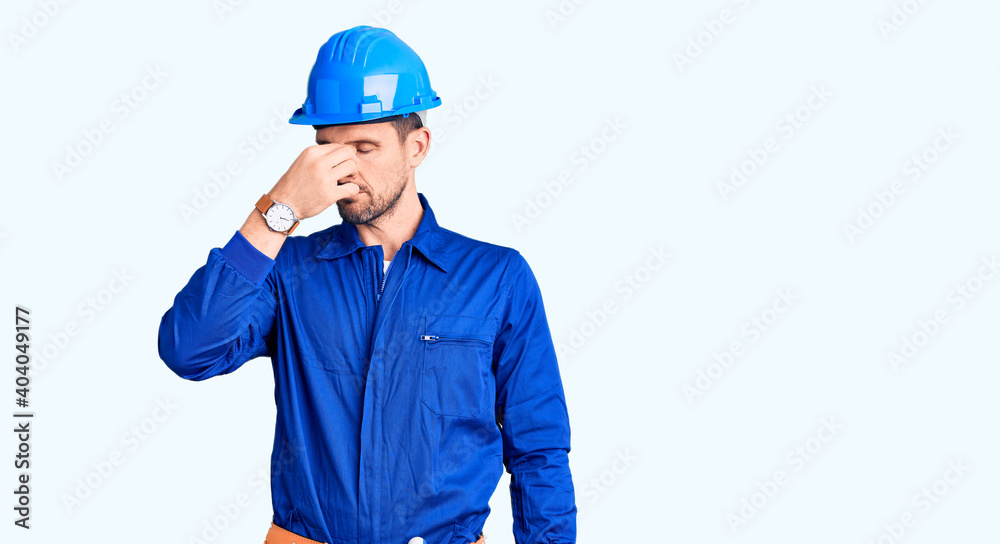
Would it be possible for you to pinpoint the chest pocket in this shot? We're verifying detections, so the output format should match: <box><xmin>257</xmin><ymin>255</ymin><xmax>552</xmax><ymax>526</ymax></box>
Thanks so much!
<box><xmin>420</xmin><ymin>314</ymin><xmax>495</xmax><ymax>418</ymax></box>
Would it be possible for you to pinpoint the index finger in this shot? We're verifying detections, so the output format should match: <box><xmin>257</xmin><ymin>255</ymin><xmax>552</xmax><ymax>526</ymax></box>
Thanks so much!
<box><xmin>313</xmin><ymin>142</ymin><xmax>358</xmax><ymax>169</ymax></box>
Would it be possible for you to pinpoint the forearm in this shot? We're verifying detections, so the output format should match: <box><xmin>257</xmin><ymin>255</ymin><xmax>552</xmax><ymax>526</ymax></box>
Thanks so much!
<box><xmin>505</xmin><ymin>392</ymin><xmax>577</xmax><ymax>543</ymax></box>
<box><xmin>239</xmin><ymin>207</ymin><xmax>288</xmax><ymax>259</ymax></box>
<box><xmin>157</xmin><ymin>232</ymin><xmax>277</xmax><ymax>380</ymax></box>
<box><xmin>509</xmin><ymin>447</ymin><xmax>577</xmax><ymax>543</ymax></box>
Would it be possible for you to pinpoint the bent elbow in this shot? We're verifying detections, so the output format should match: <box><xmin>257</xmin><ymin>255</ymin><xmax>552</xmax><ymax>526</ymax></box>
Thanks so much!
<box><xmin>157</xmin><ymin>311</ymin><xmax>221</xmax><ymax>382</ymax></box>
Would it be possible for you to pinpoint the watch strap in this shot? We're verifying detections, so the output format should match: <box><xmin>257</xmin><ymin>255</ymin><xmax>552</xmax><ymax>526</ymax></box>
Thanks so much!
<box><xmin>255</xmin><ymin>194</ymin><xmax>273</xmax><ymax>215</ymax></box>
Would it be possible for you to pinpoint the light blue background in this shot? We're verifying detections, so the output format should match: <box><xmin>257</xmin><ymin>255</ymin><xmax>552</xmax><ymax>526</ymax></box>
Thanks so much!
<box><xmin>3</xmin><ymin>0</ymin><xmax>999</xmax><ymax>542</ymax></box>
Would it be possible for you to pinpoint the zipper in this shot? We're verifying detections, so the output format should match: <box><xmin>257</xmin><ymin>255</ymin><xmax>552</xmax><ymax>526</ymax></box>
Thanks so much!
<box><xmin>420</xmin><ymin>334</ymin><xmax>491</xmax><ymax>345</ymax></box>
<box><xmin>376</xmin><ymin>248</ymin><xmax>398</xmax><ymax>304</ymax></box>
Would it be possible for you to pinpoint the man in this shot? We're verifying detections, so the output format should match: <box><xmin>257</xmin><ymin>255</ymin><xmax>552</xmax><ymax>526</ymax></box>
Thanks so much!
<box><xmin>158</xmin><ymin>26</ymin><xmax>576</xmax><ymax>544</ymax></box>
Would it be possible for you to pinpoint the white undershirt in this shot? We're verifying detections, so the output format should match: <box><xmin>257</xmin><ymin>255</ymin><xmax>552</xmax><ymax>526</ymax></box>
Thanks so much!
<box><xmin>384</xmin><ymin>260</ymin><xmax>391</xmax><ymax>273</ymax></box>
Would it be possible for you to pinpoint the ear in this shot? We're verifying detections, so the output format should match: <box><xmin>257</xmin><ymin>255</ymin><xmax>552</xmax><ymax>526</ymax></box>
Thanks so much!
<box><xmin>405</xmin><ymin>126</ymin><xmax>431</xmax><ymax>168</ymax></box>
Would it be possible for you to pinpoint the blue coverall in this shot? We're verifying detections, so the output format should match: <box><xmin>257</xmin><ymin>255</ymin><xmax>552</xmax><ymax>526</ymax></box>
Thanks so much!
<box><xmin>158</xmin><ymin>192</ymin><xmax>576</xmax><ymax>544</ymax></box>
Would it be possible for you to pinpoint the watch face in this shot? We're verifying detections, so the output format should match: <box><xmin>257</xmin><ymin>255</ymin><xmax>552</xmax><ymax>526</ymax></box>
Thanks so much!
<box><xmin>265</xmin><ymin>203</ymin><xmax>296</xmax><ymax>232</ymax></box>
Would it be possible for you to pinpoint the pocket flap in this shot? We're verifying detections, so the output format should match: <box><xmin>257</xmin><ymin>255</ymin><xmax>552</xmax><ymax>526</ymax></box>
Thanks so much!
<box><xmin>424</xmin><ymin>314</ymin><xmax>495</xmax><ymax>342</ymax></box>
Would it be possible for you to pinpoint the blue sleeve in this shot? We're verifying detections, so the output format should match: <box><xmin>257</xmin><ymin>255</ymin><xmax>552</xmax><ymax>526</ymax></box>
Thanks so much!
<box><xmin>494</xmin><ymin>253</ymin><xmax>577</xmax><ymax>543</ymax></box>
<box><xmin>157</xmin><ymin>230</ymin><xmax>278</xmax><ymax>381</ymax></box>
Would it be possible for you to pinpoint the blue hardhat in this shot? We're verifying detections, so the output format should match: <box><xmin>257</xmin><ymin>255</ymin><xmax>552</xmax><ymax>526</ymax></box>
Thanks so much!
<box><xmin>289</xmin><ymin>25</ymin><xmax>441</xmax><ymax>126</ymax></box>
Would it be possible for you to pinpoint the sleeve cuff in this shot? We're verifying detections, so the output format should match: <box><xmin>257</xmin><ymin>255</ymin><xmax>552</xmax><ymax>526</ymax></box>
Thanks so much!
<box><xmin>219</xmin><ymin>230</ymin><xmax>276</xmax><ymax>285</ymax></box>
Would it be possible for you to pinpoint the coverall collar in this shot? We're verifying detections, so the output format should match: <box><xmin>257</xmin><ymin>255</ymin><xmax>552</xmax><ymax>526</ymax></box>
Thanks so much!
<box><xmin>316</xmin><ymin>192</ymin><xmax>450</xmax><ymax>272</ymax></box>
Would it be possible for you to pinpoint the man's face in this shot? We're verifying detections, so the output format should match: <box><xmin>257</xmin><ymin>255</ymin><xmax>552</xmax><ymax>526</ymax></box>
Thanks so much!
<box><xmin>316</xmin><ymin>121</ymin><xmax>408</xmax><ymax>226</ymax></box>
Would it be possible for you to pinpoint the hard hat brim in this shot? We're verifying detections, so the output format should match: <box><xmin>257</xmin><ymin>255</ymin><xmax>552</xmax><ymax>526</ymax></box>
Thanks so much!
<box><xmin>288</xmin><ymin>99</ymin><xmax>440</xmax><ymax>126</ymax></box>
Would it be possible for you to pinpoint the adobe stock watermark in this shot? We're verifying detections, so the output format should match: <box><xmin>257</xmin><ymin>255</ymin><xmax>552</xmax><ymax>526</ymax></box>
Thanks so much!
<box><xmin>878</xmin><ymin>0</ymin><xmax>931</xmax><ymax>41</ymax></box>
<box><xmin>50</xmin><ymin>65</ymin><xmax>168</xmax><ymax>182</ymax></box>
<box><xmin>555</xmin><ymin>245</ymin><xmax>669</xmax><ymax>358</ymax></box>
<box><xmin>578</xmin><ymin>449</ymin><xmax>637</xmax><ymax>513</ymax></box>
<box><xmin>363</xmin><ymin>0</ymin><xmax>411</xmax><ymax>27</ymax></box>
<box><xmin>887</xmin><ymin>255</ymin><xmax>997</xmax><ymax>372</ymax></box>
<box><xmin>727</xmin><ymin>417</ymin><xmax>843</xmax><ymax>533</ymax></box>
<box><xmin>212</xmin><ymin>0</ymin><xmax>249</xmax><ymax>21</ymax></box>
<box><xmin>717</xmin><ymin>84</ymin><xmax>833</xmax><ymax>201</ymax></box>
<box><xmin>29</xmin><ymin>269</ymin><xmax>134</xmax><ymax>377</ymax></box>
<box><xmin>62</xmin><ymin>397</ymin><xmax>179</xmax><ymax>514</ymax></box>
<box><xmin>7</xmin><ymin>0</ymin><xmax>72</xmax><ymax>53</ymax></box>
<box><xmin>672</xmin><ymin>0</ymin><xmax>753</xmax><ymax>72</ymax></box>
<box><xmin>179</xmin><ymin>106</ymin><xmax>295</xmax><ymax>223</ymax></box>
<box><xmin>187</xmin><ymin>466</ymin><xmax>269</xmax><ymax>543</ymax></box>
<box><xmin>544</xmin><ymin>0</ymin><xmax>587</xmax><ymax>30</ymax></box>
<box><xmin>683</xmin><ymin>288</ymin><xmax>798</xmax><ymax>404</ymax></box>
<box><xmin>865</xmin><ymin>459</ymin><xmax>969</xmax><ymax>544</ymax></box>
<box><xmin>393</xmin><ymin>428</ymin><xmax>493</xmax><ymax>525</ymax></box>
<box><xmin>188</xmin><ymin>436</ymin><xmax>302</xmax><ymax>542</ymax></box>
<box><xmin>842</xmin><ymin>127</ymin><xmax>958</xmax><ymax>244</ymax></box>
<box><xmin>511</xmin><ymin>116</ymin><xmax>627</xmax><ymax>232</ymax></box>
<box><xmin>426</xmin><ymin>74</ymin><xmax>501</xmax><ymax>158</ymax></box>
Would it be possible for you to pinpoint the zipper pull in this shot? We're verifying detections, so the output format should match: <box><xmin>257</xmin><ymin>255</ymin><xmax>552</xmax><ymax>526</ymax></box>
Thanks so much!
<box><xmin>420</xmin><ymin>335</ymin><xmax>438</xmax><ymax>341</ymax></box>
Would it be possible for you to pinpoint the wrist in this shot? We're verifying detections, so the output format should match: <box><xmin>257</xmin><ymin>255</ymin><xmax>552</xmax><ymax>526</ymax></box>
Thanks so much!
<box><xmin>239</xmin><ymin>209</ymin><xmax>286</xmax><ymax>260</ymax></box>
<box><xmin>255</xmin><ymin>194</ymin><xmax>300</xmax><ymax>235</ymax></box>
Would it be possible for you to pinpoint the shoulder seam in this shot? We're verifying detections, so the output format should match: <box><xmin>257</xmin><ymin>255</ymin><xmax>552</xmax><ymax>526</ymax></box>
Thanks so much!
<box><xmin>498</xmin><ymin>250</ymin><xmax>526</xmax><ymax>335</ymax></box>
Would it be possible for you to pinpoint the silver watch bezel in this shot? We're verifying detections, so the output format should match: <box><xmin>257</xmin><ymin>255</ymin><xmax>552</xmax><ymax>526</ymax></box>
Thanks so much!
<box><xmin>263</xmin><ymin>201</ymin><xmax>297</xmax><ymax>233</ymax></box>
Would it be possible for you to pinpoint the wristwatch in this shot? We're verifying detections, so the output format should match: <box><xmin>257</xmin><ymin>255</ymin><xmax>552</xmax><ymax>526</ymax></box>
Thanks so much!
<box><xmin>255</xmin><ymin>194</ymin><xmax>300</xmax><ymax>234</ymax></box>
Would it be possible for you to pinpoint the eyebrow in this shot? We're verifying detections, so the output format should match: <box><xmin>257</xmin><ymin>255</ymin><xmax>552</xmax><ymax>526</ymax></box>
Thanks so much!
<box><xmin>316</xmin><ymin>138</ymin><xmax>381</xmax><ymax>146</ymax></box>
